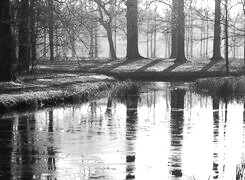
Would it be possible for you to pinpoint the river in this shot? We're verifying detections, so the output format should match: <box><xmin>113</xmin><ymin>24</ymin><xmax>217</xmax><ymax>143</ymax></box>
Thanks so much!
<box><xmin>0</xmin><ymin>82</ymin><xmax>244</xmax><ymax>180</ymax></box>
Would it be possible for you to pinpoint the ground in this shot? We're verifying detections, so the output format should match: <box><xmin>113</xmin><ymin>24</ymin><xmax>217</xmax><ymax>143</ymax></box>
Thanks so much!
<box><xmin>0</xmin><ymin>58</ymin><xmax>244</xmax><ymax>114</ymax></box>
<box><xmin>38</xmin><ymin>58</ymin><xmax>245</xmax><ymax>80</ymax></box>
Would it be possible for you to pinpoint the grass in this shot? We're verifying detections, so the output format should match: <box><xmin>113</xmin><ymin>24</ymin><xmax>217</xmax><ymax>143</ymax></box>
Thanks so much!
<box><xmin>194</xmin><ymin>76</ymin><xmax>245</xmax><ymax>100</ymax></box>
<box><xmin>0</xmin><ymin>81</ymin><xmax>114</xmax><ymax>114</ymax></box>
<box><xmin>108</xmin><ymin>80</ymin><xmax>141</xmax><ymax>103</ymax></box>
<box><xmin>0</xmin><ymin>72</ymin><xmax>142</xmax><ymax>115</ymax></box>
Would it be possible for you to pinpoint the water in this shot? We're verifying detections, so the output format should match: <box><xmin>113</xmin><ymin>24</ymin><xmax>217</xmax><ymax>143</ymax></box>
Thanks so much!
<box><xmin>0</xmin><ymin>82</ymin><xmax>245</xmax><ymax>180</ymax></box>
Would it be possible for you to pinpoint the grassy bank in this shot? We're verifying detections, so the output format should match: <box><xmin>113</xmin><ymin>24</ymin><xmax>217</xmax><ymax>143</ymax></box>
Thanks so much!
<box><xmin>0</xmin><ymin>73</ymin><xmax>117</xmax><ymax>115</ymax></box>
<box><xmin>194</xmin><ymin>76</ymin><xmax>245</xmax><ymax>99</ymax></box>
<box><xmin>0</xmin><ymin>81</ymin><xmax>114</xmax><ymax>114</ymax></box>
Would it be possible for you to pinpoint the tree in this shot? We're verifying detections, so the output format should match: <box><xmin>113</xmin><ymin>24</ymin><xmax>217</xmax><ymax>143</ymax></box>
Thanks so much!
<box><xmin>94</xmin><ymin>0</ymin><xmax>117</xmax><ymax>60</ymax></box>
<box><xmin>48</xmin><ymin>0</ymin><xmax>54</xmax><ymax>62</ymax></box>
<box><xmin>18</xmin><ymin>0</ymin><xmax>30</xmax><ymax>73</ymax></box>
<box><xmin>224</xmin><ymin>0</ymin><xmax>229</xmax><ymax>75</ymax></box>
<box><xmin>175</xmin><ymin>0</ymin><xmax>187</xmax><ymax>62</ymax></box>
<box><xmin>210</xmin><ymin>0</ymin><xmax>223</xmax><ymax>61</ymax></box>
<box><xmin>0</xmin><ymin>0</ymin><xmax>15</xmax><ymax>81</ymax></box>
<box><xmin>170</xmin><ymin>0</ymin><xmax>177</xmax><ymax>59</ymax></box>
<box><xmin>243</xmin><ymin>1</ymin><xmax>245</xmax><ymax>67</ymax></box>
<box><xmin>126</xmin><ymin>0</ymin><xmax>142</xmax><ymax>60</ymax></box>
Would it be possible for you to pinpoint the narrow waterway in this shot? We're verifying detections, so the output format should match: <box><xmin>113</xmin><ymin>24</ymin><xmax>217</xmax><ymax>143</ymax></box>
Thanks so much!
<box><xmin>0</xmin><ymin>82</ymin><xmax>245</xmax><ymax>180</ymax></box>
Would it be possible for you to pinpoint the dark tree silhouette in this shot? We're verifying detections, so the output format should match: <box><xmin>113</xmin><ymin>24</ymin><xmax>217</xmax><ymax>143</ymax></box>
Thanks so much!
<box><xmin>210</xmin><ymin>0</ymin><xmax>223</xmax><ymax>61</ymax></box>
<box><xmin>126</xmin><ymin>0</ymin><xmax>142</xmax><ymax>60</ymax></box>
<box><xmin>224</xmin><ymin>0</ymin><xmax>229</xmax><ymax>75</ymax></box>
<box><xmin>125</xmin><ymin>88</ymin><xmax>138</xmax><ymax>179</ymax></box>
<box><xmin>0</xmin><ymin>0</ymin><xmax>15</xmax><ymax>81</ymax></box>
<box><xmin>18</xmin><ymin>0</ymin><xmax>30</xmax><ymax>73</ymax></box>
<box><xmin>169</xmin><ymin>88</ymin><xmax>186</xmax><ymax>178</ymax></box>
<box><xmin>48</xmin><ymin>0</ymin><xmax>54</xmax><ymax>62</ymax></box>
<box><xmin>175</xmin><ymin>0</ymin><xmax>187</xmax><ymax>63</ymax></box>
<box><xmin>169</xmin><ymin>0</ymin><xmax>178</xmax><ymax>59</ymax></box>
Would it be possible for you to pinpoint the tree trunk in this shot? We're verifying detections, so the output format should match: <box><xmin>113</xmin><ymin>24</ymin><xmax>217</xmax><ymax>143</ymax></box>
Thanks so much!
<box><xmin>175</xmin><ymin>0</ymin><xmax>187</xmax><ymax>63</ymax></box>
<box><xmin>70</xmin><ymin>34</ymin><xmax>76</xmax><ymax>58</ymax></box>
<box><xmin>200</xmin><ymin>27</ymin><xmax>203</xmax><ymax>57</ymax></box>
<box><xmin>170</xmin><ymin>0</ymin><xmax>178</xmax><ymax>59</ymax></box>
<box><xmin>243</xmin><ymin>5</ymin><xmax>245</xmax><ymax>68</ymax></box>
<box><xmin>55</xmin><ymin>27</ymin><xmax>59</xmax><ymax>57</ymax></box>
<box><xmin>150</xmin><ymin>32</ymin><xmax>153</xmax><ymax>57</ymax></box>
<box><xmin>89</xmin><ymin>25</ymin><xmax>94</xmax><ymax>58</ymax></box>
<box><xmin>153</xmin><ymin>3</ymin><xmax>157</xmax><ymax>58</ymax></box>
<box><xmin>190</xmin><ymin>20</ymin><xmax>193</xmax><ymax>57</ymax></box>
<box><xmin>206</xmin><ymin>16</ymin><xmax>209</xmax><ymax>57</ymax></box>
<box><xmin>18</xmin><ymin>0</ymin><xmax>30</xmax><ymax>73</ymax></box>
<box><xmin>0</xmin><ymin>0</ymin><xmax>15</xmax><ymax>81</ymax></box>
<box><xmin>210</xmin><ymin>0</ymin><xmax>223</xmax><ymax>61</ymax></box>
<box><xmin>94</xmin><ymin>23</ymin><xmax>98</xmax><ymax>58</ymax></box>
<box><xmin>146</xmin><ymin>19</ymin><xmax>149</xmax><ymax>58</ymax></box>
<box><xmin>126</xmin><ymin>0</ymin><xmax>142</xmax><ymax>60</ymax></box>
<box><xmin>44</xmin><ymin>28</ymin><xmax>47</xmax><ymax>57</ymax></box>
<box><xmin>48</xmin><ymin>0</ymin><xmax>54</xmax><ymax>62</ymax></box>
<box><xmin>106</xmin><ymin>28</ymin><xmax>117</xmax><ymax>60</ymax></box>
<box><xmin>30</xmin><ymin>0</ymin><xmax>36</xmax><ymax>72</ymax></box>
<box><xmin>224</xmin><ymin>0</ymin><xmax>229</xmax><ymax>75</ymax></box>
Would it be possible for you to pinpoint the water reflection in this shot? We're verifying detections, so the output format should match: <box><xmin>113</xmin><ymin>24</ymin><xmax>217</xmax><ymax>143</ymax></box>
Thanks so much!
<box><xmin>47</xmin><ymin>111</ymin><xmax>56</xmax><ymax>171</ymax></box>
<box><xmin>212</xmin><ymin>99</ymin><xmax>220</xmax><ymax>179</ymax></box>
<box><xmin>169</xmin><ymin>89</ymin><xmax>186</xmax><ymax>178</ymax></box>
<box><xmin>0</xmin><ymin>82</ymin><xmax>245</xmax><ymax>179</ymax></box>
<box><xmin>0</xmin><ymin>117</ymin><xmax>14</xmax><ymax>179</ymax></box>
<box><xmin>125</xmin><ymin>88</ymin><xmax>139</xmax><ymax>179</ymax></box>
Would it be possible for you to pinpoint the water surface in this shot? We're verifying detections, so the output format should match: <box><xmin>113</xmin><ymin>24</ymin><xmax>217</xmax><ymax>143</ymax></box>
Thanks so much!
<box><xmin>0</xmin><ymin>82</ymin><xmax>245</xmax><ymax>180</ymax></box>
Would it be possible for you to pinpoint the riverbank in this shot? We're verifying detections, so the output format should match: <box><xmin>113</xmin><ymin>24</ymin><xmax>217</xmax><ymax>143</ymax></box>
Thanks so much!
<box><xmin>195</xmin><ymin>75</ymin><xmax>245</xmax><ymax>100</ymax></box>
<box><xmin>0</xmin><ymin>73</ymin><xmax>115</xmax><ymax>114</ymax></box>
<box><xmin>1</xmin><ymin>57</ymin><xmax>244</xmax><ymax>114</ymax></box>
<box><xmin>38</xmin><ymin>58</ymin><xmax>245</xmax><ymax>81</ymax></box>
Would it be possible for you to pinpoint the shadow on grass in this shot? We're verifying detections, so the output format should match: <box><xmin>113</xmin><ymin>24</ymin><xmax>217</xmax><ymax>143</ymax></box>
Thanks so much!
<box><xmin>135</xmin><ymin>59</ymin><xmax>165</xmax><ymax>72</ymax></box>
<box><xmin>200</xmin><ymin>60</ymin><xmax>219</xmax><ymax>72</ymax></box>
<box><xmin>162</xmin><ymin>61</ymin><xmax>185</xmax><ymax>72</ymax></box>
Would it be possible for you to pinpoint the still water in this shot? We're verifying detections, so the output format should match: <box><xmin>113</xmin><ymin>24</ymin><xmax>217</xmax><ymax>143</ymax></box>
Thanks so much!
<box><xmin>0</xmin><ymin>82</ymin><xmax>245</xmax><ymax>180</ymax></box>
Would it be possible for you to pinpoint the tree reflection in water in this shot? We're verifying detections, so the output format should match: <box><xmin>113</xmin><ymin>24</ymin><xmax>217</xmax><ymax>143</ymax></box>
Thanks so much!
<box><xmin>169</xmin><ymin>88</ymin><xmax>186</xmax><ymax>178</ymax></box>
<box><xmin>0</xmin><ymin>117</ymin><xmax>14</xmax><ymax>179</ymax></box>
<box><xmin>125</xmin><ymin>87</ymin><xmax>139</xmax><ymax>180</ymax></box>
<box><xmin>16</xmin><ymin>115</ymin><xmax>35</xmax><ymax>179</ymax></box>
<box><xmin>212</xmin><ymin>98</ymin><xmax>220</xmax><ymax>179</ymax></box>
<box><xmin>47</xmin><ymin>110</ymin><xmax>56</xmax><ymax>171</ymax></box>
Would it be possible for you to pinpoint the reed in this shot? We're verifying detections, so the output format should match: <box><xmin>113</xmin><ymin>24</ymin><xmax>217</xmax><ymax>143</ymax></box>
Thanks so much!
<box><xmin>194</xmin><ymin>76</ymin><xmax>245</xmax><ymax>99</ymax></box>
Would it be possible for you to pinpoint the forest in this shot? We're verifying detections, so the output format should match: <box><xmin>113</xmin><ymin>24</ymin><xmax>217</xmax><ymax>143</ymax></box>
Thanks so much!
<box><xmin>1</xmin><ymin>1</ymin><xmax>245</xmax><ymax>180</ymax></box>
<box><xmin>0</xmin><ymin>0</ymin><xmax>244</xmax><ymax>81</ymax></box>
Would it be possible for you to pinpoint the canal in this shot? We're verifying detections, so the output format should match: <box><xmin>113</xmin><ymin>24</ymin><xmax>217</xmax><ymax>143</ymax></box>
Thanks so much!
<box><xmin>0</xmin><ymin>82</ymin><xmax>244</xmax><ymax>180</ymax></box>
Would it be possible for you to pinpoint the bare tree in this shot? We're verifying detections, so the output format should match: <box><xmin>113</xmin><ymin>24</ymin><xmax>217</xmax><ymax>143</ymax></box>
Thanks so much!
<box><xmin>126</xmin><ymin>0</ymin><xmax>142</xmax><ymax>60</ymax></box>
<box><xmin>94</xmin><ymin>0</ymin><xmax>117</xmax><ymax>60</ymax></box>
<box><xmin>210</xmin><ymin>0</ymin><xmax>223</xmax><ymax>61</ymax></box>
<box><xmin>48</xmin><ymin>0</ymin><xmax>55</xmax><ymax>62</ymax></box>
<box><xmin>0</xmin><ymin>0</ymin><xmax>15</xmax><ymax>81</ymax></box>
<box><xmin>175</xmin><ymin>0</ymin><xmax>187</xmax><ymax>62</ymax></box>
<box><xmin>18</xmin><ymin>0</ymin><xmax>30</xmax><ymax>73</ymax></box>
<box><xmin>170</xmin><ymin>0</ymin><xmax>177</xmax><ymax>59</ymax></box>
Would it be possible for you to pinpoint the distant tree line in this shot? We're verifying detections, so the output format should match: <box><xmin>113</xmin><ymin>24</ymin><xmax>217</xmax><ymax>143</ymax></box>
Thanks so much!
<box><xmin>0</xmin><ymin>0</ymin><xmax>245</xmax><ymax>81</ymax></box>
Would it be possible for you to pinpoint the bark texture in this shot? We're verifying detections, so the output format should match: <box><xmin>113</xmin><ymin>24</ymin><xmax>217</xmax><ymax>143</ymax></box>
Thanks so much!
<box><xmin>170</xmin><ymin>0</ymin><xmax>178</xmax><ymax>59</ymax></box>
<box><xmin>0</xmin><ymin>0</ymin><xmax>15</xmax><ymax>81</ymax></box>
<box><xmin>210</xmin><ymin>0</ymin><xmax>223</xmax><ymax>61</ymax></box>
<box><xmin>126</xmin><ymin>0</ymin><xmax>142</xmax><ymax>60</ymax></box>
<box><xmin>175</xmin><ymin>0</ymin><xmax>187</xmax><ymax>63</ymax></box>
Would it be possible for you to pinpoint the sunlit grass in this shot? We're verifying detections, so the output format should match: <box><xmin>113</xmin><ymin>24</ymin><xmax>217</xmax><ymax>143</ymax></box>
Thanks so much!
<box><xmin>0</xmin><ymin>81</ymin><xmax>114</xmax><ymax>114</ymax></box>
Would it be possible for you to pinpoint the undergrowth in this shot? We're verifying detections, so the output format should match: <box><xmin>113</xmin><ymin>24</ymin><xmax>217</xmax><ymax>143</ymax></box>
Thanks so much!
<box><xmin>194</xmin><ymin>76</ymin><xmax>245</xmax><ymax>101</ymax></box>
